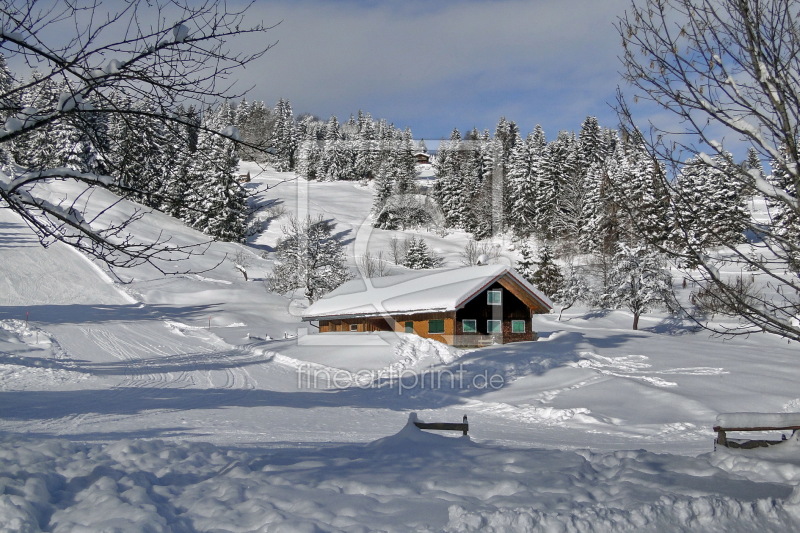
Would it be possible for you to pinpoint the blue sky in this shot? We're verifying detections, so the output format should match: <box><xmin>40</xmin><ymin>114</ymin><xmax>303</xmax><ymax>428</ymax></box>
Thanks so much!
<box><xmin>239</xmin><ymin>0</ymin><xmax>632</xmax><ymax>141</ymax></box>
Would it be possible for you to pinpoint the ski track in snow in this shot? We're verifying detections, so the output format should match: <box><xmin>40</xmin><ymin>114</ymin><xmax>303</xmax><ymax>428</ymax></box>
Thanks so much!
<box><xmin>568</xmin><ymin>351</ymin><xmax>728</xmax><ymax>387</ymax></box>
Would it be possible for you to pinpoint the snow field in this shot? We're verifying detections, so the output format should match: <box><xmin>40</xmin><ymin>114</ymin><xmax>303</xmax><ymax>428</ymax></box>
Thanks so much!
<box><xmin>3</xmin><ymin>168</ymin><xmax>800</xmax><ymax>530</ymax></box>
<box><xmin>2</xmin><ymin>421</ymin><xmax>800</xmax><ymax>532</ymax></box>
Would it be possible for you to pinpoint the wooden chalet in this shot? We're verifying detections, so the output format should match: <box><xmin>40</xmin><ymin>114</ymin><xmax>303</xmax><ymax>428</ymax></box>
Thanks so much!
<box><xmin>413</xmin><ymin>151</ymin><xmax>431</xmax><ymax>165</ymax></box>
<box><xmin>301</xmin><ymin>265</ymin><xmax>552</xmax><ymax>346</ymax></box>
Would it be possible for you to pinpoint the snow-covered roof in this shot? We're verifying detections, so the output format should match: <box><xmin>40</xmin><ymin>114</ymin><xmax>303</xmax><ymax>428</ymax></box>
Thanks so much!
<box><xmin>715</xmin><ymin>412</ymin><xmax>800</xmax><ymax>429</ymax></box>
<box><xmin>302</xmin><ymin>264</ymin><xmax>552</xmax><ymax>320</ymax></box>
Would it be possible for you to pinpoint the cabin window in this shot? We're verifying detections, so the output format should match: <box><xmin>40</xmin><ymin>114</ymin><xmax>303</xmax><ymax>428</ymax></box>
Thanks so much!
<box><xmin>487</xmin><ymin>320</ymin><xmax>502</xmax><ymax>334</ymax></box>
<box><xmin>428</xmin><ymin>319</ymin><xmax>445</xmax><ymax>334</ymax></box>
<box><xmin>487</xmin><ymin>289</ymin><xmax>502</xmax><ymax>305</ymax></box>
<box><xmin>404</xmin><ymin>321</ymin><xmax>414</xmax><ymax>333</ymax></box>
<box><xmin>511</xmin><ymin>320</ymin><xmax>526</xmax><ymax>333</ymax></box>
<box><xmin>350</xmin><ymin>324</ymin><xmax>359</xmax><ymax>332</ymax></box>
<box><xmin>462</xmin><ymin>319</ymin><xmax>477</xmax><ymax>333</ymax></box>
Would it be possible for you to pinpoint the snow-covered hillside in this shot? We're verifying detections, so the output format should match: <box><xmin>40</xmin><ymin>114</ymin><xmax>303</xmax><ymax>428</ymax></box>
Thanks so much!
<box><xmin>2</xmin><ymin>167</ymin><xmax>800</xmax><ymax>531</ymax></box>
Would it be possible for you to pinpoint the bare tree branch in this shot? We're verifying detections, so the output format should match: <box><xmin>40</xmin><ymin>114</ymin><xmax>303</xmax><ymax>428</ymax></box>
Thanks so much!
<box><xmin>617</xmin><ymin>0</ymin><xmax>800</xmax><ymax>341</ymax></box>
<box><xmin>0</xmin><ymin>0</ymin><xmax>278</xmax><ymax>271</ymax></box>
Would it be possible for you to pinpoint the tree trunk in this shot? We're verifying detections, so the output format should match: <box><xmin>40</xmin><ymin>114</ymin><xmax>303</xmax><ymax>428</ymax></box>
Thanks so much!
<box><xmin>632</xmin><ymin>313</ymin><xmax>640</xmax><ymax>330</ymax></box>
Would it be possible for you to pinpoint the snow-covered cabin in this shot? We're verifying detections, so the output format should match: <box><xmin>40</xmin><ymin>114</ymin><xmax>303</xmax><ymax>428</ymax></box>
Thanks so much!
<box><xmin>413</xmin><ymin>151</ymin><xmax>431</xmax><ymax>165</ymax></box>
<box><xmin>301</xmin><ymin>265</ymin><xmax>552</xmax><ymax>346</ymax></box>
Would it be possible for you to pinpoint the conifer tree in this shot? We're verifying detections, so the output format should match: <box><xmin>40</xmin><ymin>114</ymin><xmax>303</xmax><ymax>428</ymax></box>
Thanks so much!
<box><xmin>183</xmin><ymin>109</ymin><xmax>247</xmax><ymax>241</ymax></box>
<box><xmin>507</xmin><ymin>129</ymin><xmax>544</xmax><ymax>237</ymax></box>
<box><xmin>671</xmin><ymin>152</ymin><xmax>748</xmax><ymax>263</ymax></box>
<box><xmin>403</xmin><ymin>236</ymin><xmax>437</xmax><ymax>269</ymax></box>
<box><xmin>13</xmin><ymin>71</ymin><xmax>59</xmax><ymax>169</ymax></box>
<box><xmin>354</xmin><ymin>114</ymin><xmax>377</xmax><ymax>180</ymax></box>
<box><xmin>371</xmin><ymin>160</ymin><xmax>394</xmax><ymax>214</ymax></box>
<box><xmin>531</xmin><ymin>243</ymin><xmax>564</xmax><ymax>298</ymax></box>
<box><xmin>107</xmin><ymin>100</ymin><xmax>169</xmax><ymax>206</ymax></box>
<box><xmin>273</xmin><ymin>98</ymin><xmax>296</xmax><ymax>171</ymax></box>
<box><xmin>515</xmin><ymin>241</ymin><xmax>537</xmax><ymax>284</ymax></box>
<box><xmin>391</xmin><ymin>129</ymin><xmax>417</xmax><ymax>195</ymax></box>
<box><xmin>295</xmin><ymin>127</ymin><xmax>322</xmax><ymax>180</ymax></box>
<box><xmin>318</xmin><ymin>115</ymin><xmax>354</xmax><ymax>181</ymax></box>
<box><xmin>535</xmin><ymin>131</ymin><xmax>576</xmax><ymax>239</ymax></box>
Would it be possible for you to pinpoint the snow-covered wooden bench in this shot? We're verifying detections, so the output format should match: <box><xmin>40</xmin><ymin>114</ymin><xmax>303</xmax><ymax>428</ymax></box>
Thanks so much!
<box><xmin>412</xmin><ymin>413</ymin><xmax>469</xmax><ymax>436</ymax></box>
<box><xmin>713</xmin><ymin>412</ymin><xmax>800</xmax><ymax>449</ymax></box>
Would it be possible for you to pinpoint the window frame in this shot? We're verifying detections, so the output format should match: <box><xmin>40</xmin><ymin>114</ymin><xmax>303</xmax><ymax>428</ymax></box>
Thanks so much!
<box><xmin>487</xmin><ymin>320</ymin><xmax>502</xmax><ymax>334</ymax></box>
<box><xmin>404</xmin><ymin>321</ymin><xmax>414</xmax><ymax>334</ymax></box>
<box><xmin>349</xmin><ymin>323</ymin><xmax>359</xmax><ymax>332</ymax></box>
<box><xmin>428</xmin><ymin>319</ymin><xmax>445</xmax><ymax>334</ymax></box>
<box><xmin>487</xmin><ymin>289</ymin><xmax>502</xmax><ymax>305</ymax></box>
<box><xmin>462</xmin><ymin>319</ymin><xmax>477</xmax><ymax>333</ymax></box>
<box><xmin>511</xmin><ymin>320</ymin><xmax>526</xmax><ymax>334</ymax></box>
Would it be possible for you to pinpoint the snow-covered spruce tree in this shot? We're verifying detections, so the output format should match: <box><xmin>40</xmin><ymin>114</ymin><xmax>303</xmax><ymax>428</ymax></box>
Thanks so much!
<box><xmin>432</xmin><ymin>129</ymin><xmax>471</xmax><ymax>228</ymax></box>
<box><xmin>531</xmin><ymin>243</ymin><xmax>564</xmax><ymax>299</ymax></box>
<box><xmin>236</xmin><ymin>99</ymin><xmax>274</xmax><ymax>162</ymax></box>
<box><xmin>515</xmin><ymin>241</ymin><xmax>537</xmax><ymax>283</ymax></box>
<box><xmin>371</xmin><ymin>160</ymin><xmax>394</xmax><ymax>214</ymax></box>
<box><xmin>606</xmin><ymin>243</ymin><xmax>674</xmax><ymax>330</ymax></box>
<box><xmin>183</xmin><ymin>108</ymin><xmax>247</xmax><ymax>242</ymax></box>
<box><xmin>617</xmin><ymin>0</ymin><xmax>800</xmax><ymax>341</ymax></box>
<box><xmin>12</xmin><ymin>70</ymin><xmax>59</xmax><ymax>170</ymax></box>
<box><xmin>160</xmin><ymin>105</ymin><xmax>200</xmax><ymax>219</ymax></box>
<box><xmin>767</xmin><ymin>147</ymin><xmax>800</xmax><ymax>270</ymax></box>
<box><xmin>295</xmin><ymin>127</ymin><xmax>322</xmax><ymax>180</ymax></box>
<box><xmin>354</xmin><ymin>113</ymin><xmax>377</xmax><ymax>181</ymax></box>
<box><xmin>268</xmin><ymin>215</ymin><xmax>352</xmax><ymax>302</ymax></box>
<box><xmin>535</xmin><ymin>131</ymin><xmax>577</xmax><ymax>240</ymax></box>
<box><xmin>403</xmin><ymin>236</ymin><xmax>441</xmax><ymax>270</ymax></box>
<box><xmin>611</xmin><ymin>137</ymin><xmax>671</xmax><ymax>247</ymax></box>
<box><xmin>671</xmin><ymin>153</ymin><xmax>748</xmax><ymax>265</ymax></box>
<box><xmin>0</xmin><ymin>53</ymin><xmax>13</xmax><ymax>117</ymax></box>
<box><xmin>579</xmin><ymin>130</ymin><xmax>621</xmax><ymax>257</ymax></box>
<box><xmin>391</xmin><ymin>129</ymin><xmax>417</xmax><ymax>195</ymax></box>
<box><xmin>107</xmin><ymin>99</ymin><xmax>171</xmax><ymax>206</ymax></box>
<box><xmin>0</xmin><ymin>0</ymin><xmax>275</xmax><ymax>272</ymax></box>
<box><xmin>493</xmin><ymin>116</ymin><xmax>520</xmax><ymax>181</ymax></box>
<box><xmin>317</xmin><ymin>116</ymin><xmax>354</xmax><ymax>181</ymax></box>
<box><xmin>273</xmin><ymin>98</ymin><xmax>296</xmax><ymax>171</ymax></box>
<box><xmin>507</xmin><ymin>126</ymin><xmax>546</xmax><ymax>237</ymax></box>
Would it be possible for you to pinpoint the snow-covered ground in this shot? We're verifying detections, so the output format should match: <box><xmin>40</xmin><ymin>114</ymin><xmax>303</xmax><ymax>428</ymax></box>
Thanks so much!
<box><xmin>2</xmin><ymin>166</ymin><xmax>800</xmax><ymax>531</ymax></box>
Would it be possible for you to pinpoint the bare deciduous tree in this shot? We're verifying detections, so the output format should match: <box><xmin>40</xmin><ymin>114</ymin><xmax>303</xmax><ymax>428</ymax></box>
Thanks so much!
<box><xmin>459</xmin><ymin>238</ymin><xmax>501</xmax><ymax>266</ymax></box>
<box><xmin>357</xmin><ymin>250</ymin><xmax>391</xmax><ymax>278</ymax></box>
<box><xmin>231</xmin><ymin>249</ymin><xmax>250</xmax><ymax>281</ymax></box>
<box><xmin>617</xmin><ymin>0</ymin><xmax>800</xmax><ymax>341</ymax></box>
<box><xmin>0</xmin><ymin>0</ymin><xmax>276</xmax><ymax>273</ymax></box>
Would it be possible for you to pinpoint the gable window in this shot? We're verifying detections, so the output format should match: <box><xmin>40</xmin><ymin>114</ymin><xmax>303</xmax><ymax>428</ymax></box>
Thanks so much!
<box><xmin>350</xmin><ymin>324</ymin><xmax>359</xmax><ymax>332</ymax></box>
<box><xmin>487</xmin><ymin>289</ymin><xmax>502</xmax><ymax>305</ymax></box>
<box><xmin>462</xmin><ymin>319</ymin><xmax>477</xmax><ymax>333</ymax></box>
<box><xmin>511</xmin><ymin>320</ymin><xmax>526</xmax><ymax>333</ymax></box>
<box><xmin>487</xmin><ymin>320</ymin><xmax>501</xmax><ymax>334</ymax></box>
<box><xmin>428</xmin><ymin>319</ymin><xmax>445</xmax><ymax>334</ymax></box>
